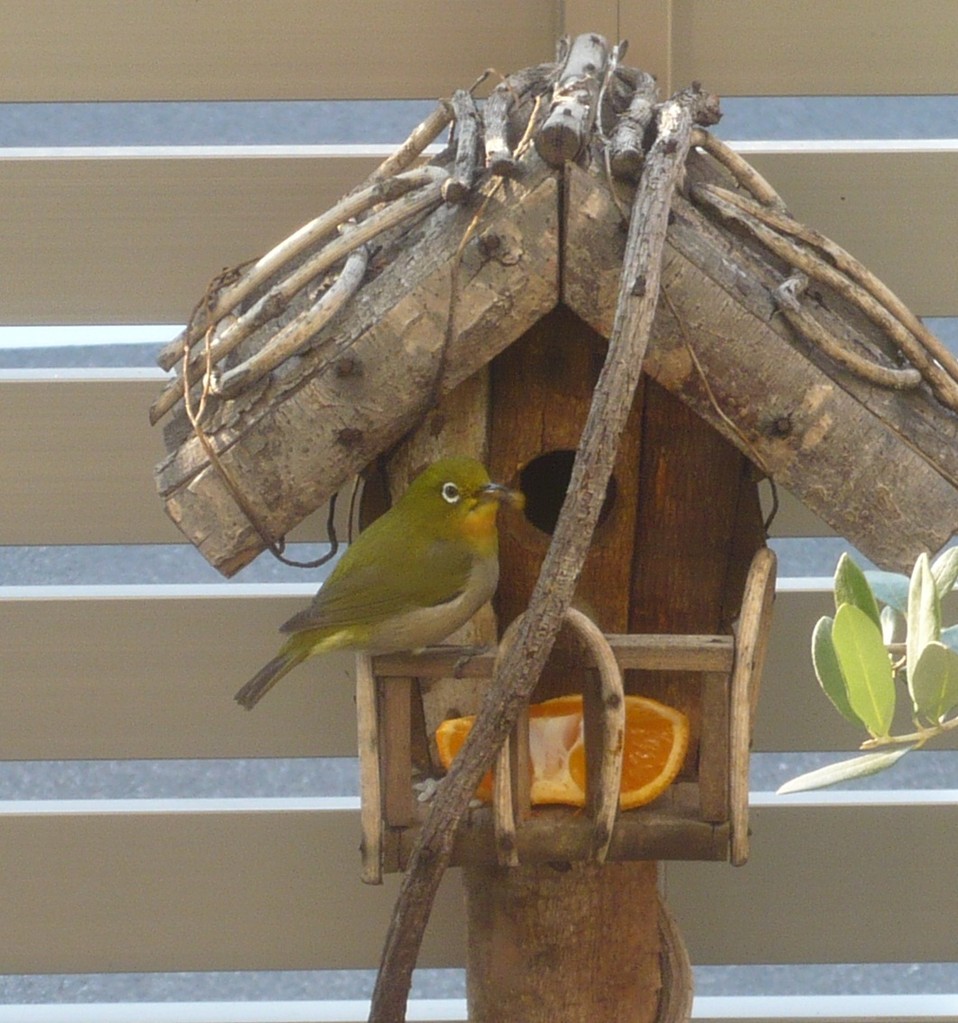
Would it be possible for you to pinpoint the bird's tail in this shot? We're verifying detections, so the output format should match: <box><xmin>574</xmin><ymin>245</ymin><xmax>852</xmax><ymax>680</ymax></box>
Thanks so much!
<box><xmin>234</xmin><ymin>649</ymin><xmax>307</xmax><ymax>710</ymax></box>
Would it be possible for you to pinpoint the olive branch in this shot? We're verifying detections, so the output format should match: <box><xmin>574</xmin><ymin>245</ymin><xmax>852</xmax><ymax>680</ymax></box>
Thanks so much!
<box><xmin>780</xmin><ymin>549</ymin><xmax>958</xmax><ymax>794</ymax></box>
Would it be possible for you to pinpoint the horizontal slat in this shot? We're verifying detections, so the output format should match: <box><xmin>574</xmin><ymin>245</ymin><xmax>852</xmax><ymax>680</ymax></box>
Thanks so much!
<box><xmin>0</xmin><ymin>805</ymin><xmax>464</xmax><ymax>972</ymax></box>
<box><xmin>667</xmin><ymin>801</ymin><xmax>958</xmax><ymax>964</ymax></box>
<box><xmin>0</xmin><ymin>152</ymin><xmax>383</xmax><ymax>323</ymax></box>
<box><xmin>738</xmin><ymin>145</ymin><xmax>958</xmax><ymax>316</ymax></box>
<box><xmin>0</xmin><ymin>371</ymin><xmax>903</xmax><ymax>547</ymax></box>
<box><xmin>0</xmin><ymin>994</ymin><xmax>954</xmax><ymax>1023</ymax></box>
<box><xmin>0</xmin><ymin>1004</ymin><xmax>462</xmax><ymax>1023</ymax></box>
<box><xmin>0</xmin><ymin>1004</ymin><xmax>465</xmax><ymax>1023</ymax></box>
<box><xmin>2</xmin><ymin>376</ymin><xmax>177</xmax><ymax>543</ymax></box>
<box><xmin>765</xmin><ymin>486</ymin><xmax>836</xmax><ymax>538</ymax></box>
<box><xmin>0</xmin><ymin>594</ymin><xmax>357</xmax><ymax>759</ymax></box>
<box><xmin>0</xmin><ymin>376</ymin><xmax>351</xmax><ymax>545</ymax></box>
<box><xmin>693</xmin><ymin>994</ymin><xmax>958</xmax><ymax>1022</ymax></box>
<box><xmin>667</xmin><ymin>0</ymin><xmax>958</xmax><ymax>95</ymax></box>
<box><xmin>1</xmin><ymin>372</ymin><xmax>835</xmax><ymax>545</ymax></box>
<box><xmin>4</xmin><ymin>145</ymin><xmax>956</xmax><ymax>325</ymax></box>
<box><xmin>0</xmin><ymin>799</ymin><xmax>953</xmax><ymax>972</ymax></box>
<box><xmin>0</xmin><ymin>0</ymin><xmax>557</xmax><ymax>101</ymax></box>
<box><xmin>7</xmin><ymin>2</ymin><xmax>958</xmax><ymax>105</ymax></box>
<box><xmin>7</xmin><ymin>585</ymin><xmax>951</xmax><ymax>759</ymax></box>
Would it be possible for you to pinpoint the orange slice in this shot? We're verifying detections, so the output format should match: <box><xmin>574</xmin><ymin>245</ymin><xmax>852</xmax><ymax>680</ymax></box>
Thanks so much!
<box><xmin>435</xmin><ymin>694</ymin><xmax>689</xmax><ymax>809</ymax></box>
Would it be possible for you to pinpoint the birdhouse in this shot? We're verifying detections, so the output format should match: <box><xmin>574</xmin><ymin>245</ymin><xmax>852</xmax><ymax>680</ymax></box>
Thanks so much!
<box><xmin>350</xmin><ymin>305</ymin><xmax>777</xmax><ymax>880</ymax></box>
<box><xmin>149</xmin><ymin>32</ymin><xmax>958</xmax><ymax>1021</ymax></box>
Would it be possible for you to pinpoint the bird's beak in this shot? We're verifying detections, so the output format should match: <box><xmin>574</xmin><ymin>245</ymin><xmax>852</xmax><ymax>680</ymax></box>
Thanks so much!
<box><xmin>479</xmin><ymin>481</ymin><xmax>526</xmax><ymax>511</ymax></box>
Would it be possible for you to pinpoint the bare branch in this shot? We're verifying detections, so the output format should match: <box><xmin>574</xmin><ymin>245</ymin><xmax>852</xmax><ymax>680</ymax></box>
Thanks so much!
<box><xmin>155</xmin><ymin>166</ymin><xmax>447</xmax><ymax>378</ymax></box>
<box><xmin>362</xmin><ymin>99</ymin><xmax>454</xmax><ymax>186</ymax></box>
<box><xmin>368</xmin><ymin>87</ymin><xmax>696</xmax><ymax>1023</ymax></box>
<box><xmin>774</xmin><ymin>274</ymin><xmax>923</xmax><ymax>391</ymax></box>
<box><xmin>694</xmin><ymin>181</ymin><xmax>958</xmax><ymax>411</ymax></box>
<box><xmin>535</xmin><ymin>32</ymin><xmax>609</xmax><ymax>166</ymax></box>
<box><xmin>690</xmin><ymin>128</ymin><xmax>786</xmax><ymax>209</ymax></box>
<box><xmin>698</xmin><ymin>180</ymin><xmax>958</xmax><ymax>390</ymax></box>
<box><xmin>609</xmin><ymin>69</ymin><xmax>658</xmax><ymax>180</ymax></box>
<box><xmin>213</xmin><ymin>244</ymin><xmax>369</xmax><ymax>398</ymax></box>
<box><xmin>151</xmin><ymin>173</ymin><xmax>446</xmax><ymax>423</ymax></box>
<box><xmin>441</xmin><ymin>89</ymin><xmax>483</xmax><ymax>203</ymax></box>
<box><xmin>483</xmin><ymin>61</ymin><xmax>557</xmax><ymax>176</ymax></box>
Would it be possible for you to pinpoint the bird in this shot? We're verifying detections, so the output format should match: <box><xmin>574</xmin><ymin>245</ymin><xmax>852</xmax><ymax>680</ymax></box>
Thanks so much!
<box><xmin>235</xmin><ymin>456</ymin><xmax>522</xmax><ymax>709</ymax></box>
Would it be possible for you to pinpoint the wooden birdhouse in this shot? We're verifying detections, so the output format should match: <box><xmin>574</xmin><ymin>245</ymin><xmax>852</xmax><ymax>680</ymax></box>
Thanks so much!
<box><xmin>353</xmin><ymin>305</ymin><xmax>776</xmax><ymax>882</ymax></box>
<box><xmin>149</xmin><ymin>32</ymin><xmax>958</xmax><ymax>1023</ymax></box>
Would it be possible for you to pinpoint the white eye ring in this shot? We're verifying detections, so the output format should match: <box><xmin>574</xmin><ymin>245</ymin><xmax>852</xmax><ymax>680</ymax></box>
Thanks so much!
<box><xmin>441</xmin><ymin>481</ymin><xmax>461</xmax><ymax>504</ymax></box>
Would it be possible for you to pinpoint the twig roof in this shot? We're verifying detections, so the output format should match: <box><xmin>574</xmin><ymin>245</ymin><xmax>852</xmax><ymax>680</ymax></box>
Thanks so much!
<box><xmin>152</xmin><ymin>36</ymin><xmax>958</xmax><ymax>575</ymax></box>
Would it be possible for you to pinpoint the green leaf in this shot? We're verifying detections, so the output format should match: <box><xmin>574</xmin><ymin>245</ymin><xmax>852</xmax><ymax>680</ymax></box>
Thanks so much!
<box><xmin>811</xmin><ymin>616</ymin><xmax>864</xmax><ymax>728</ymax></box>
<box><xmin>931</xmin><ymin>546</ymin><xmax>958</xmax><ymax>599</ymax></box>
<box><xmin>910</xmin><ymin>641</ymin><xmax>958</xmax><ymax>724</ymax></box>
<box><xmin>865</xmin><ymin>570</ymin><xmax>909</xmax><ymax>614</ymax></box>
<box><xmin>832</xmin><ymin>603</ymin><xmax>896</xmax><ymax>737</ymax></box>
<box><xmin>879</xmin><ymin>605</ymin><xmax>900</xmax><ymax>646</ymax></box>
<box><xmin>834</xmin><ymin>553</ymin><xmax>881</xmax><ymax>628</ymax></box>
<box><xmin>907</xmin><ymin>552</ymin><xmax>941</xmax><ymax>705</ymax></box>
<box><xmin>777</xmin><ymin>747</ymin><xmax>914</xmax><ymax>795</ymax></box>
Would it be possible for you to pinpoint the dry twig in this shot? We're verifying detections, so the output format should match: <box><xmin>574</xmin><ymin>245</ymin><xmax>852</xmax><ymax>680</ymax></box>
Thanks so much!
<box><xmin>441</xmin><ymin>89</ymin><xmax>482</xmax><ymax>203</ymax></box>
<box><xmin>773</xmin><ymin>274</ymin><xmax>922</xmax><ymax>391</ymax></box>
<box><xmin>693</xmin><ymin>181</ymin><xmax>958</xmax><ymax>411</ymax></box>
<box><xmin>608</xmin><ymin>68</ymin><xmax>658</xmax><ymax>180</ymax></box>
<box><xmin>690</xmin><ymin>128</ymin><xmax>785</xmax><ymax>209</ymax></box>
<box><xmin>535</xmin><ymin>32</ymin><xmax>609</xmax><ymax>166</ymax></box>
<box><xmin>697</xmin><ymin>181</ymin><xmax>958</xmax><ymax>389</ymax></box>
<box><xmin>156</xmin><ymin>166</ymin><xmax>449</xmax><ymax>376</ymax></box>
<box><xmin>368</xmin><ymin>87</ymin><xmax>696</xmax><ymax>1023</ymax></box>
<box><xmin>362</xmin><ymin>100</ymin><xmax>454</xmax><ymax>186</ymax></box>
<box><xmin>483</xmin><ymin>61</ymin><xmax>557</xmax><ymax>175</ymax></box>
<box><xmin>151</xmin><ymin>172</ymin><xmax>446</xmax><ymax>423</ymax></box>
<box><xmin>214</xmin><ymin>243</ymin><xmax>370</xmax><ymax>398</ymax></box>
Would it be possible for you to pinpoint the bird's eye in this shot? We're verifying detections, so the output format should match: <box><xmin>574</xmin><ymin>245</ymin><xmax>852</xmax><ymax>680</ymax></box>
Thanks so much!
<box><xmin>441</xmin><ymin>481</ymin><xmax>461</xmax><ymax>504</ymax></box>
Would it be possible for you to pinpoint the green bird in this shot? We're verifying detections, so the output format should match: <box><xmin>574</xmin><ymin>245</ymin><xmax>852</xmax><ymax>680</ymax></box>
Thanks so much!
<box><xmin>235</xmin><ymin>456</ymin><xmax>521</xmax><ymax>709</ymax></box>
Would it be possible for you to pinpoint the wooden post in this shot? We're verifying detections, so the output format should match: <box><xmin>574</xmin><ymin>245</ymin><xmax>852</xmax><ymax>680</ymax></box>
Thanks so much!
<box><xmin>370</xmin><ymin>86</ymin><xmax>727</xmax><ymax>1020</ymax></box>
<box><xmin>462</xmin><ymin>309</ymin><xmax>662</xmax><ymax>1022</ymax></box>
<box><xmin>464</xmin><ymin>861</ymin><xmax>661</xmax><ymax>1023</ymax></box>
<box><xmin>457</xmin><ymin>311</ymin><xmax>766</xmax><ymax>1021</ymax></box>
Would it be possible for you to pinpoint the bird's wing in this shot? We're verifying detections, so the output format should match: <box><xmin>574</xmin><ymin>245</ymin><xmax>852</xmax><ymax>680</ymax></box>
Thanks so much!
<box><xmin>279</xmin><ymin>537</ymin><xmax>475</xmax><ymax>635</ymax></box>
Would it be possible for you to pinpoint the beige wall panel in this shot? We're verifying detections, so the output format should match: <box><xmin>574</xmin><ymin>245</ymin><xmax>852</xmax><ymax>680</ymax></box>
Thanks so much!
<box><xmin>8</xmin><ymin>586</ymin><xmax>955</xmax><ymax>759</ymax></box>
<box><xmin>0</xmin><ymin>596</ymin><xmax>358</xmax><ymax>759</ymax></box>
<box><xmin>12</xmin><ymin>1</ymin><xmax>956</xmax><ymax>103</ymax></box>
<box><xmin>0</xmin><ymin>154</ymin><xmax>384</xmax><ymax>324</ymax></box>
<box><xmin>0</xmin><ymin>377</ymin><xmax>351</xmax><ymax>544</ymax></box>
<box><xmin>1</xmin><ymin>378</ymin><xmax>178</xmax><ymax>543</ymax></box>
<box><xmin>0</xmin><ymin>1</ymin><xmax>558</xmax><ymax>101</ymax></box>
<box><xmin>0</xmin><ymin>802</ymin><xmax>952</xmax><ymax>972</ymax></box>
<box><xmin>4</xmin><ymin>147</ymin><xmax>955</xmax><ymax>325</ymax></box>
<box><xmin>668</xmin><ymin>803</ymin><xmax>958</xmax><ymax>963</ymax></box>
<box><xmin>561</xmin><ymin>0</ymin><xmax>621</xmax><ymax>45</ymax></box>
<box><xmin>617</xmin><ymin>0</ymin><xmax>673</xmax><ymax>92</ymax></box>
<box><xmin>671</xmin><ymin>0</ymin><xmax>958</xmax><ymax>95</ymax></box>
<box><xmin>739</xmin><ymin>148</ymin><xmax>958</xmax><ymax>316</ymax></box>
<box><xmin>0</xmin><ymin>808</ymin><xmax>465</xmax><ymax>972</ymax></box>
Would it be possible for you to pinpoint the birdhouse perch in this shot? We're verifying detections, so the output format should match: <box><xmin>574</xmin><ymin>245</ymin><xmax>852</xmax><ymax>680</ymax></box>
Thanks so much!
<box><xmin>358</xmin><ymin>543</ymin><xmax>775</xmax><ymax>883</ymax></box>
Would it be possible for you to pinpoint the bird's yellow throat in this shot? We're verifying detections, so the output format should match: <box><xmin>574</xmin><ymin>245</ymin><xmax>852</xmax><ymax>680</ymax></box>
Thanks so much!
<box><xmin>459</xmin><ymin>499</ymin><xmax>503</xmax><ymax>555</ymax></box>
